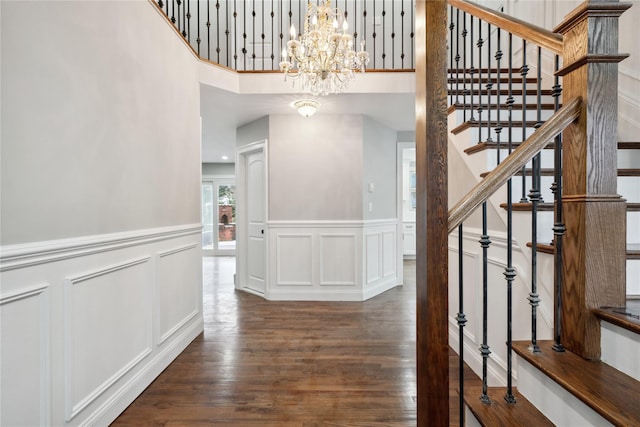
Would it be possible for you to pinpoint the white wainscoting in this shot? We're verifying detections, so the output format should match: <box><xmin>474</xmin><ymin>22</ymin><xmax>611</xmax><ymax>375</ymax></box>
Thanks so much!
<box><xmin>0</xmin><ymin>284</ymin><xmax>51</xmax><ymax>426</ymax></box>
<box><xmin>0</xmin><ymin>224</ymin><xmax>203</xmax><ymax>427</ymax></box>
<box><xmin>267</xmin><ymin>220</ymin><xmax>398</xmax><ymax>301</ymax></box>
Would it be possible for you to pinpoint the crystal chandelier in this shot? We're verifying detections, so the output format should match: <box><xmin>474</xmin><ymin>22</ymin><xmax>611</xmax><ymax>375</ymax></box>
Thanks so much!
<box><xmin>279</xmin><ymin>0</ymin><xmax>369</xmax><ymax>96</ymax></box>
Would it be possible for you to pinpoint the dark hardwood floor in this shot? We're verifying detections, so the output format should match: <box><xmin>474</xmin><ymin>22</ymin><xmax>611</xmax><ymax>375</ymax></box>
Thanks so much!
<box><xmin>112</xmin><ymin>258</ymin><xmax>471</xmax><ymax>426</ymax></box>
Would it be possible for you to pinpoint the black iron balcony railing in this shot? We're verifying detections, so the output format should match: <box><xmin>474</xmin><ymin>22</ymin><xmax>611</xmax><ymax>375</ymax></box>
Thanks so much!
<box><xmin>155</xmin><ymin>0</ymin><xmax>416</xmax><ymax>71</ymax></box>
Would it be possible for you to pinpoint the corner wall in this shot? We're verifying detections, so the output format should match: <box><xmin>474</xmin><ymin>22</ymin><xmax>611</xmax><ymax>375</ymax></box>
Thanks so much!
<box><xmin>0</xmin><ymin>2</ymin><xmax>203</xmax><ymax>425</ymax></box>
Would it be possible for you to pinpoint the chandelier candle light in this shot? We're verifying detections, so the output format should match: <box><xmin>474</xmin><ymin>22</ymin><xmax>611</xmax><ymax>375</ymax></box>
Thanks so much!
<box><xmin>279</xmin><ymin>0</ymin><xmax>369</xmax><ymax>96</ymax></box>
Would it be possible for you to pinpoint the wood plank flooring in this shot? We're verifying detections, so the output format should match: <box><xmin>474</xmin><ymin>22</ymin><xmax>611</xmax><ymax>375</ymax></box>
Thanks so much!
<box><xmin>112</xmin><ymin>258</ymin><xmax>470</xmax><ymax>426</ymax></box>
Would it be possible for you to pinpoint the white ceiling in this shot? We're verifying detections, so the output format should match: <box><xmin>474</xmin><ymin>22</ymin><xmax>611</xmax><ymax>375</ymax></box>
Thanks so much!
<box><xmin>200</xmin><ymin>75</ymin><xmax>417</xmax><ymax>163</ymax></box>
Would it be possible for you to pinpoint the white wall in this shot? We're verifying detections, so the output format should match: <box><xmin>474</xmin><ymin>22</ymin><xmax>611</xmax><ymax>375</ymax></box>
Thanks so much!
<box><xmin>1</xmin><ymin>1</ymin><xmax>201</xmax><ymax>245</ymax></box>
<box><xmin>202</xmin><ymin>162</ymin><xmax>235</xmax><ymax>176</ymax></box>
<box><xmin>363</xmin><ymin>116</ymin><xmax>398</xmax><ymax>220</ymax></box>
<box><xmin>234</xmin><ymin>114</ymin><xmax>399</xmax><ymax>301</ymax></box>
<box><xmin>268</xmin><ymin>114</ymin><xmax>364</xmax><ymax>221</ymax></box>
<box><xmin>236</xmin><ymin>115</ymin><xmax>270</xmax><ymax>147</ymax></box>
<box><xmin>0</xmin><ymin>1</ymin><xmax>203</xmax><ymax>425</ymax></box>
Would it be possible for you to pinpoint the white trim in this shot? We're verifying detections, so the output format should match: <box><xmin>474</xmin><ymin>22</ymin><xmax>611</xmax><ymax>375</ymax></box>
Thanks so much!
<box><xmin>81</xmin><ymin>318</ymin><xmax>203</xmax><ymax>427</ymax></box>
<box><xmin>0</xmin><ymin>284</ymin><xmax>52</xmax><ymax>426</ymax></box>
<box><xmin>620</xmin><ymin>65</ymin><xmax>640</xmax><ymax>82</ymax></box>
<box><xmin>64</xmin><ymin>256</ymin><xmax>153</xmax><ymax>422</ymax></box>
<box><xmin>0</xmin><ymin>223</ymin><xmax>202</xmax><ymax>272</ymax></box>
<box><xmin>268</xmin><ymin>219</ymin><xmax>397</xmax><ymax>228</ymax></box>
<box><xmin>235</xmin><ymin>140</ymin><xmax>268</xmax><ymax>293</ymax></box>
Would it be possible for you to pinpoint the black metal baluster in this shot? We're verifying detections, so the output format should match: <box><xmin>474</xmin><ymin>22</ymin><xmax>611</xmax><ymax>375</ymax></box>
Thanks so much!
<box><xmin>461</xmin><ymin>12</ymin><xmax>468</xmax><ymax>122</ymax></box>
<box><xmin>485</xmin><ymin>22</ymin><xmax>493</xmax><ymax>144</ymax></box>
<box><xmin>186</xmin><ymin>0</ymin><xmax>191</xmax><ymax>41</ymax></box>
<box><xmin>382</xmin><ymin>1</ymin><xmax>386</xmax><ymax>69</ymax></box>
<box><xmin>469</xmin><ymin>16</ymin><xmax>475</xmax><ymax>122</ymax></box>
<box><xmin>504</xmin><ymin>32</ymin><xmax>517</xmax><ymax>405</ymax></box>
<box><xmin>196</xmin><ymin>0</ymin><xmax>201</xmax><ymax>56</ymax></box>
<box><xmin>410</xmin><ymin>0</ymin><xmax>414</xmax><ymax>69</ymax></box>
<box><xmin>400</xmin><ymin>0</ymin><xmax>404</xmax><ymax>68</ymax></box>
<box><xmin>449</xmin><ymin>7</ymin><xmax>455</xmax><ymax>105</ymax></box>
<box><xmin>363</xmin><ymin>2</ymin><xmax>368</xmax><ymax>68</ymax></box>
<box><xmin>158</xmin><ymin>0</ymin><xmax>164</xmax><ymax>12</ymax></box>
<box><xmin>278</xmin><ymin>0</ymin><xmax>284</xmax><ymax>66</ymax></box>
<box><xmin>552</xmin><ymin>54</ymin><xmax>566</xmax><ymax>353</ymax></box>
<box><xmin>528</xmin><ymin>46</ymin><xmax>543</xmax><ymax>353</ymax></box>
<box><xmin>210</xmin><ymin>1</ymin><xmax>215</xmax><ymax>62</ymax></box>
<box><xmin>182</xmin><ymin>0</ymin><xmax>187</xmax><ymax>37</ymax></box>
<box><xmin>480</xmin><ymin>203</ymin><xmax>491</xmax><ymax>405</ymax></box>
<box><xmin>233</xmin><ymin>0</ymin><xmax>237</xmax><ymax>69</ymax></box>
<box><xmin>243</xmin><ymin>1</ymin><xmax>247</xmax><ymax>70</ymax></box>
<box><xmin>225</xmin><ymin>0</ymin><xmax>230</xmax><ymax>67</ymax></box>
<box><xmin>252</xmin><ymin>1</ymin><xmax>256</xmax><ymax>70</ymax></box>
<box><xmin>391</xmin><ymin>0</ymin><xmax>395</xmax><ymax>69</ymax></box>
<box><xmin>455</xmin><ymin>9</ymin><xmax>461</xmax><ymax>106</ymax></box>
<box><xmin>372</xmin><ymin>0</ymin><xmax>376</xmax><ymax>69</ymax></box>
<box><xmin>477</xmin><ymin>20</ymin><xmax>484</xmax><ymax>142</ymax></box>
<box><xmin>520</xmin><ymin>40</ymin><xmax>529</xmax><ymax>202</ymax></box>
<box><xmin>270</xmin><ymin>1</ymin><xmax>274</xmax><ymax>70</ymax></box>
<box><xmin>172</xmin><ymin>0</ymin><xmax>177</xmax><ymax>25</ymax></box>
<box><xmin>457</xmin><ymin>224</ymin><xmax>467</xmax><ymax>426</ymax></box>
<box><xmin>494</xmin><ymin>28</ymin><xmax>503</xmax><ymax>164</ymax></box>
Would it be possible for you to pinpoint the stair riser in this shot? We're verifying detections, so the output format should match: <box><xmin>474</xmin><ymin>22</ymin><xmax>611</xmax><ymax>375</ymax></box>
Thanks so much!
<box><xmin>449</xmin><ymin>93</ymin><xmax>556</xmax><ymax>106</ymax></box>
<box><xmin>516</xmin><ymin>356</ymin><xmax>616</xmax><ymax>427</ymax></box>
<box><xmin>450</xmin><ymin>108</ymin><xmax>555</xmax><ymax>124</ymax></box>
<box><xmin>628</xmin><ymin>259</ymin><xmax>640</xmax><ymax>296</ymax></box>
<box><xmin>601</xmin><ymin>322</ymin><xmax>640</xmax><ymax>381</ymax></box>
<box><xmin>454</xmin><ymin>127</ymin><xmax>538</xmax><ymax>146</ymax></box>
<box><xmin>502</xmin><ymin>175</ymin><xmax>640</xmax><ymax>205</ymax></box>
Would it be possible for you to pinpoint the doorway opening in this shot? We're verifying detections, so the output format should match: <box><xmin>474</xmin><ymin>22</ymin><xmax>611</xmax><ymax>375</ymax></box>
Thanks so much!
<box><xmin>201</xmin><ymin>178</ymin><xmax>237</xmax><ymax>256</ymax></box>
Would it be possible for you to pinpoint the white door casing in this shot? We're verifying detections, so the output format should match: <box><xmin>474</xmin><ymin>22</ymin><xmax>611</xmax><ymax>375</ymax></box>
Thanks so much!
<box><xmin>236</xmin><ymin>141</ymin><xmax>267</xmax><ymax>295</ymax></box>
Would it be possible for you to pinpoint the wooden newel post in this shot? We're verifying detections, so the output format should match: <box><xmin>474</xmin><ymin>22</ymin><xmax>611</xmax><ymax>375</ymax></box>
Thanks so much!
<box><xmin>415</xmin><ymin>0</ymin><xmax>449</xmax><ymax>425</ymax></box>
<box><xmin>555</xmin><ymin>1</ymin><xmax>631</xmax><ymax>360</ymax></box>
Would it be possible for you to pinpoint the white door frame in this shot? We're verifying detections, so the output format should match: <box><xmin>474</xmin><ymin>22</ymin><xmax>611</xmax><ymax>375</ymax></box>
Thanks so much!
<box><xmin>235</xmin><ymin>140</ymin><xmax>268</xmax><ymax>295</ymax></box>
<box><xmin>397</xmin><ymin>141</ymin><xmax>416</xmax><ymax>286</ymax></box>
<box><xmin>202</xmin><ymin>175</ymin><xmax>236</xmax><ymax>256</ymax></box>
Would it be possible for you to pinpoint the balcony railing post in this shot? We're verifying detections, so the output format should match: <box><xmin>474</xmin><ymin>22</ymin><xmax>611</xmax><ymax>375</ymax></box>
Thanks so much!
<box><xmin>554</xmin><ymin>1</ymin><xmax>630</xmax><ymax>359</ymax></box>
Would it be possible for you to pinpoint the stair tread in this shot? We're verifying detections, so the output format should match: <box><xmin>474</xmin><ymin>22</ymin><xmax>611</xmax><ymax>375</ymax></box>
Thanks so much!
<box><xmin>452</xmin><ymin>120</ymin><xmax>541</xmax><ymax>135</ymax></box>
<box><xmin>594</xmin><ymin>299</ymin><xmax>640</xmax><ymax>335</ymax></box>
<box><xmin>448</xmin><ymin>88</ymin><xmax>554</xmax><ymax>96</ymax></box>
<box><xmin>464</xmin><ymin>141</ymin><xmax>555</xmax><ymax>155</ymax></box>
<box><xmin>499</xmin><ymin>202</ymin><xmax>554</xmax><ymax>211</ymax></box>
<box><xmin>499</xmin><ymin>202</ymin><xmax>639</xmax><ymax>212</ymax></box>
<box><xmin>464</xmin><ymin>140</ymin><xmax>638</xmax><ymax>154</ymax></box>
<box><xmin>527</xmin><ymin>242</ymin><xmax>639</xmax><ymax>259</ymax></box>
<box><xmin>448</xmin><ymin>103</ymin><xmax>557</xmax><ymax>115</ymax></box>
<box><xmin>464</xmin><ymin>386</ymin><xmax>554</xmax><ymax>427</ymax></box>
<box><xmin>512</xmin><ymin>340</ymin><xmax>640</xmax><ymax>426</ymax></box>
<box><xmin>480</xmin><ymin>168</ymin><xmax>640</xmax><ymax>178</ymax></box>
<box><xmin>448</xmin><ymin>76</ymin><xmax>538</xmax><ymax>84</ymax></box>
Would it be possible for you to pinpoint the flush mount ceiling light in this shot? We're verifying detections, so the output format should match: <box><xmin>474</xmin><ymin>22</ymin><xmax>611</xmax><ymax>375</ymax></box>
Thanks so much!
<box><xmin>279</xmin><ymin>0</ymin><xmax>369</xmax><ymax>96</ymax></box>
<box><xmin>292</xmin><ymin>99</ymin><xmax>320</xmax><ymax>117</ymax></box>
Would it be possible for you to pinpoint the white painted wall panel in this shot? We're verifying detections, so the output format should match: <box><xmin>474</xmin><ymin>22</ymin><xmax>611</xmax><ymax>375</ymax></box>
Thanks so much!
<box><xmin>320</xmin><ymin>234</ymin><xmax>357</xmax><ymax>286</ymax></box>
<box><xmin>65</xmin><ymin>258</ymin><xmax>152</xmax><ymax>421</ymax></box>
<box><xmin>0</xmin><ymin>285</ymin><xmax>50</xmax><ymax>427</ymax></box>
<box><xmin>276</xmin><ymin>235</ymin><xmax>313</xmax><ymax>285</ymax></box>
<box><xmin>382</xmin><ymin>230</ymin><xmax>396</xmax><ymax>277</ymax></box>
<box><xmin>157</xmin><ymin>245</ymin><xmax>201</xmax><ymax>344</ymax></box>
<box><xmin>366</xmin><ymin>233</ymin><xmax>382</xmax><ymax>284</ymax></box>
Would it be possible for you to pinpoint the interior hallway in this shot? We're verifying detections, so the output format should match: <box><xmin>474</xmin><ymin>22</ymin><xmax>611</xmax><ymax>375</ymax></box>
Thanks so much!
<box><xmin>112</xmin><ymin>257</ymin><xmax>468</xmax><ymax>425</ymax></box>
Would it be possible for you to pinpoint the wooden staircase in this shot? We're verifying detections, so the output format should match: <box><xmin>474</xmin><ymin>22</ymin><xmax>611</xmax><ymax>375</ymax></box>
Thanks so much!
<box><xmin>447</xmin><ymin>66</ymin><xmax>640</xmax><ymax>426</ymax></box>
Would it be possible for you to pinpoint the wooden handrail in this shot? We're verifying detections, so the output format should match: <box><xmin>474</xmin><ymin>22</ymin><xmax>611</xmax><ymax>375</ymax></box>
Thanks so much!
<box><xmin>448</xmin><ymin>97</ymin><xmax>581</xmax><ymax>233</ymax></box>
<box><xmin>448</xmin><ymin>0</ymin><xmax>563</xmax><ymax>56</ymax></box>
